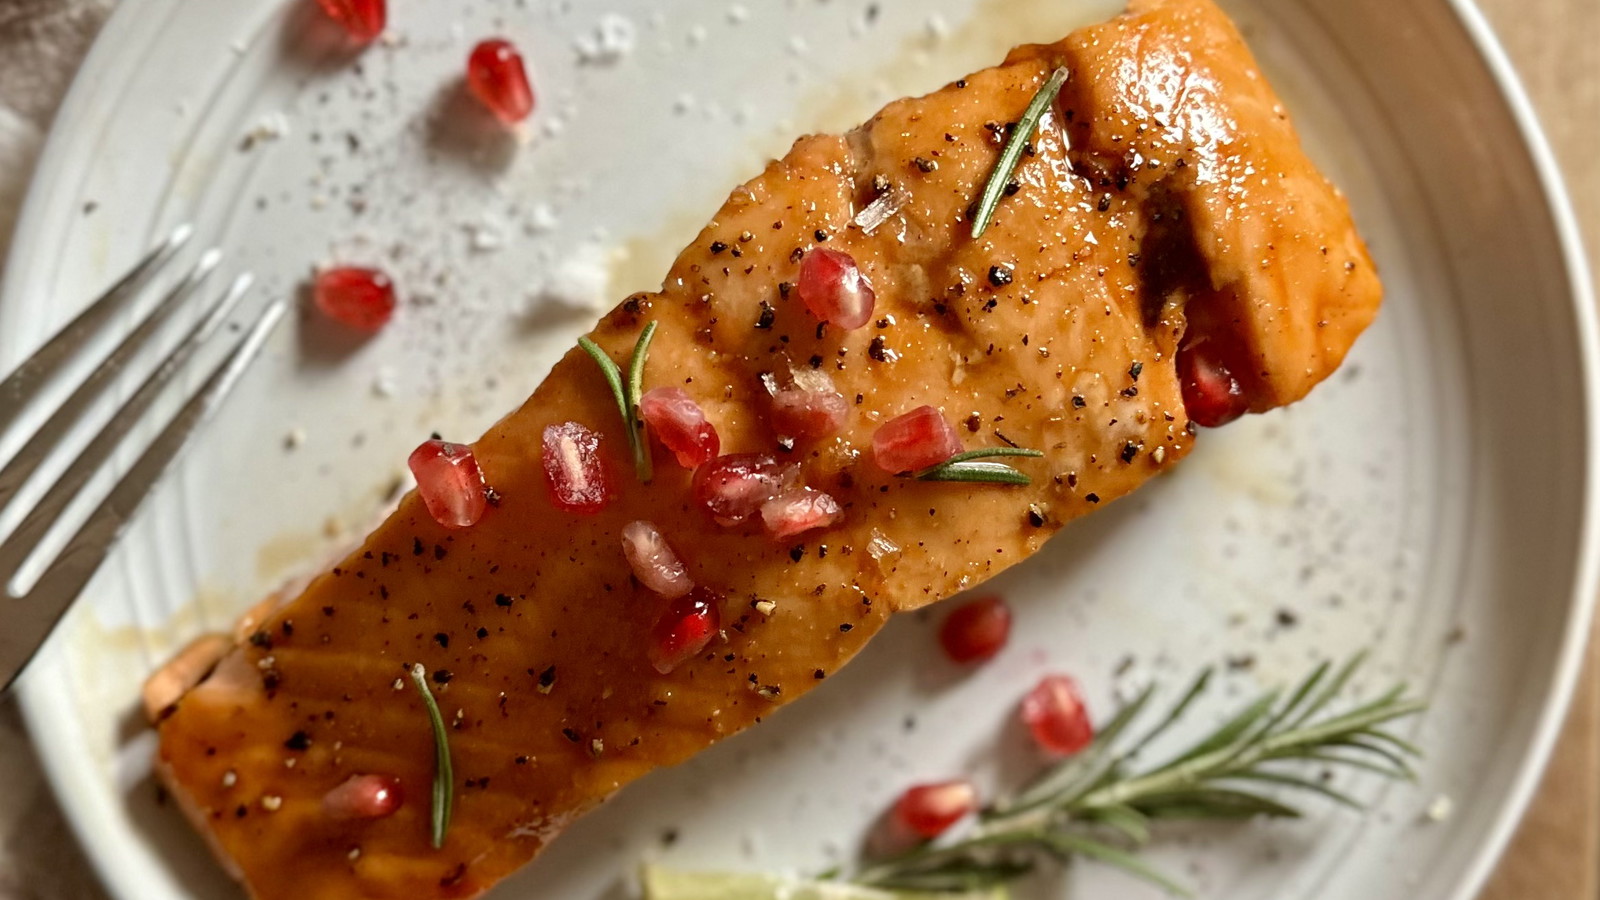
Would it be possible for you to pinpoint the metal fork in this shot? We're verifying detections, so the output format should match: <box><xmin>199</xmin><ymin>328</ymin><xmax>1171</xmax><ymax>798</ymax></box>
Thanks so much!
<box><xmin>0</xmin><ymin>225</ymin><xmax>286</xmax><ymax>690</ymax></box>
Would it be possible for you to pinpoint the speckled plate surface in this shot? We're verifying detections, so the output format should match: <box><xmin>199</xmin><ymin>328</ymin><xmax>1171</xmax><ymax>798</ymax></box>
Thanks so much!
<box><xmin>0</xmin><ymin>0</ymin><xmax>1594</xmax><ymax>898</ymax></box>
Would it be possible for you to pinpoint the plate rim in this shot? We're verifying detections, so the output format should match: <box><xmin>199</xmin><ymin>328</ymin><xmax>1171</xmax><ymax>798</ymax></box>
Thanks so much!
<box><xmin>4</xmin><ymin>1</ymin><xmax>1596</xmax><ymax>898</ymax></box>
<box><xmin>1430</xmin><ymin>1</ymin><xmax>1600</xmax><ymax>897</ymax></box>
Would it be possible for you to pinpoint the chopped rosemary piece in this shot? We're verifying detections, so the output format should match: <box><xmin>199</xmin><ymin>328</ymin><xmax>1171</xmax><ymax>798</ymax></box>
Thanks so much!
<box><xmin>578</xmin><ymin>320</ymin><xmax>658</xmax><ymax>483</ymax></box>
<box><xmin>915</xmin><ymin>448</ymin><xmax>1045</xmax><ymax>486</ymax></box>
<box><xmin>641</xmin><ymin>655</ymin><xmax>1425</xmax><ymax>898</ymax></box>
<box><xmin>409</xmin><ymin>663</ymin><xmax>454</xmax><ymax>850</ymax></box>
<box><xmin>970</xmin><ymin>66</ymin><xmax>1069</xmax><ymax>240</ymax></box>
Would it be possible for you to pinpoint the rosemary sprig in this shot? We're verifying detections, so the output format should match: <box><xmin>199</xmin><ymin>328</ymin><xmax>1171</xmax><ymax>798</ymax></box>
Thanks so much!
<box><xmin>970</xmin><ymin>67</ymin><xmax>1069</xmax><ymax>239</ymax></box>
<box><xmin>641</xmin><ymin>655</ymin><xmax>1425</xmax><ymax>900</ymax></box>
<box><xmin>410</xmin><ymin>663</ymin><xmax>454</xmax><ymax>850</ymax></box>
<box><xmin>915</xmin><ymin>448</ymin><xmax>1045</xmax><ymax>486</ymax></box>
<box><xmin>578</xmin><ymin>321</ymin><xmax>658</xmax><ymax>483</ymax></box>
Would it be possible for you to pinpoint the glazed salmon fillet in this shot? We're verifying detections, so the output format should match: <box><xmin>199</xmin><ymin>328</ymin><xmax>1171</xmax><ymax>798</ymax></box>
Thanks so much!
<box><xmin>150</xmin><ymin>0</ymin><xmax>1381</xmax><ymax>897</ymax></box>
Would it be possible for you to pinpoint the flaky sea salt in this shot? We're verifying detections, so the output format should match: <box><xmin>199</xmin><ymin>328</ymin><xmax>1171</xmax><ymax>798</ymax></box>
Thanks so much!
<box><xmin>576</xmin><ymin>14</ymin><xmax>637</xmax><ymax>64</ymax></box>
<box><xmin>532</xmin><ymin>241</ymin><xmax>612</xmax><ymax>313</ymax></box>
<box><xmin>465</xmin><ymin>217</ymin><xmax>506</xmax><ymax>253</ymax></box>
<box><xmin>526</xmin><ymin>203</ymin><xmax>560</xmax><ymax>235</ymax></box>
<box><xmin>241</xmin><ymin>111</ymin><xmax>290</xmax><ymax>150</ymax></box>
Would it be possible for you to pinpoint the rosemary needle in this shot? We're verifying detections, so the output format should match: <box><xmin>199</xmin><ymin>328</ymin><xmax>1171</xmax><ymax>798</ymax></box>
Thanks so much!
<box><xmin>971</xmin><ymin>66</ymin><xmax>1070</xmax><ymax>239</ymax></box>
<box><xmin>410</xmin><ymin>663</ymin><xmax>454</xmax><ymax>850</ymax></box>
<box><xmin>578</xmin><ymin>321</ymin><xmax>657</xmax><ymax>483</ymax></box>
<box><xmin>915</xmin><ymin>448</ymin><xmax>1045</xmax><ymax>486</ymax></box>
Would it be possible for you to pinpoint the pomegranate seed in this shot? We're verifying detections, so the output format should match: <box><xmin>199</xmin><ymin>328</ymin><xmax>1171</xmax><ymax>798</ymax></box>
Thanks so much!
<box><xmin>692</xmin><ymin>454</ymin><xmax>797</xmax><ymax>527</ymax></box>
<box><xmin>939</xmin><ymin>597</ymin><xmax>1012</xmax><ymax>664</ymax></box>
<box><xmin>1021</xmin><ymin>675</ymin><xmax>1095</xmax><ymax>756</ymax></box>
<box><xmin>314</xmin><ymin>267</ymin><xmax>396</xmax><ymax>332</ymax></box>
<box><xmin>408</xmin><ymin>440</ymin><xmax>488</xmax><ymax>529</ymax></box>
<box><xmin>313</xmin><ymin>0</ymin><xmax>386</xmax><ymax>43</ymax></box>
<box><xmin>640</xmin><ymin>387</ymin><xmax>720</xmax><ymax>468</ymax></box>
<box><xmin>1178</xmin><ymin>341</ymin><xmax>1249</xmax><ymax>428</ymax></box>
<box><xmin>542</xmin><ymin>422</ymin><xmax>612</xmax><ymax>515</ymax></box>
<box><xmin>893</xmin><ymin>780</ymin><xmax>978</xmax><ymax>839</ymax></box>
<box><xmin>648</xmin><ymin>588</ymin><xmax>722</xmax><ymax>675</ymax></box>
<box><xmin>621</xmin><ymin>521</ymin><xmax>693</xmax><ymax>599</ymax></box>
<box><xmin>771</xmin><ymin>386</ymin><xmax>849</xmax><ymax>441</ymax></box>
<box><xmin>873</xmin><ymin>406</ymin><xmax>963</xmax><ymax>473</ymax></box>
<box><xmin>760</xmin><ymin>488</ymin><xmax>842</xmax><ymax>540</ymax></box>
<box><xmin>322</xmin><ymin>774</ymin><xmax>404</xmax><ymax>820</ymax></box>
<box><xmin>467</xmin><ymin>39</ymin><xmax>536</xmax><ymax>125</ymax></box>
<box><xmin>797</xmin><ymin>248</ymin><xmax>875</xmax><ymax>329</ymax></box>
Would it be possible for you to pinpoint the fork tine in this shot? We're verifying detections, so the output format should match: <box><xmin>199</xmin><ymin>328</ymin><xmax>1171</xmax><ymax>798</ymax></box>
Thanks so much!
<box><xmin>0</xmin><ymin>224</ymin><xmax>193</xmax><ymax>437</ymax></box>
<box><xmin>0</xmin><ymin>296</ymin><xmax>285</xmax><ymax>688</ymax></box>
<box><xmin>0</xmin><ymin>248</ymin><xmax>224</xmax><ymax>517</ymax></box>
<box><xmin>0</xmin><ymin>273</ymin><xmax>257</xmax><ymax>592</ymax></box>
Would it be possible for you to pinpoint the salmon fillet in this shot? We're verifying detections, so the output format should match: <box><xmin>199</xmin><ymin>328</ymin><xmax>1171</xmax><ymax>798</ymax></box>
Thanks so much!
<box><xmin>150</xmin><ymin>0</ymin><xmax>1381</xmax><ymax>897</ymax></box>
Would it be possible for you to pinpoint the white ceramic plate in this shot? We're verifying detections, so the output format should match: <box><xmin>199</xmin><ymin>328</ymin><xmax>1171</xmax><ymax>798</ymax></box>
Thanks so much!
<box><xmin>1</xmin><ymin>0</ymin><xmax>1593</xmax><ymax>898</ymax></box>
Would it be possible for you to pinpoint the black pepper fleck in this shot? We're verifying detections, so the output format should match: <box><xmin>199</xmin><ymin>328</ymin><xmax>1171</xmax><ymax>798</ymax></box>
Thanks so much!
<box><xmin>988</xmin><ymin>265</ymin><xmax>1014</xmax><ymax>287</ymax></box>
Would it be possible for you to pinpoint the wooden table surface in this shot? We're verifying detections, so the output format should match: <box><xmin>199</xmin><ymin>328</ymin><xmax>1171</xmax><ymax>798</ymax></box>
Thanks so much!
<box><xmin>1475</xmin><ymin>0</ymin><xmax>1600</xmax><ymax>896</ymax></box>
